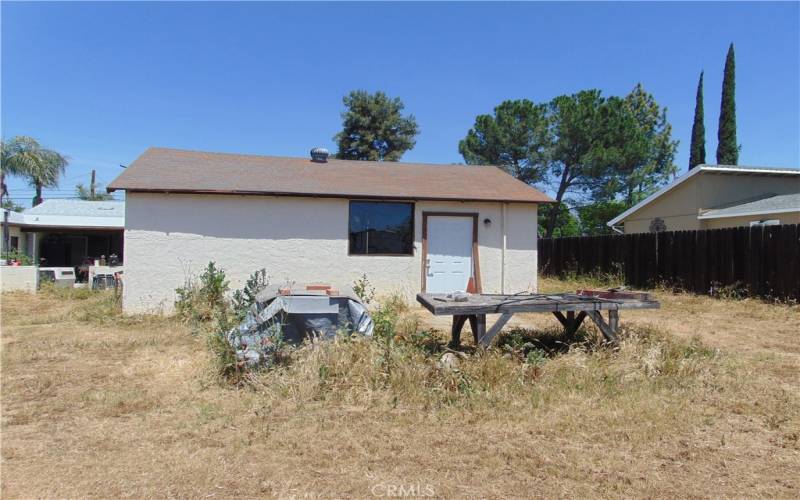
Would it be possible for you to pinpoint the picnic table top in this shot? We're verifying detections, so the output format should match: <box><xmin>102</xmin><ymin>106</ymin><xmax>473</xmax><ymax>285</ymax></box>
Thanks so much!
<box><xmin>416</xmin><ymin>291</ymin><xmax>660</xmax><ymax>316</ymax></box>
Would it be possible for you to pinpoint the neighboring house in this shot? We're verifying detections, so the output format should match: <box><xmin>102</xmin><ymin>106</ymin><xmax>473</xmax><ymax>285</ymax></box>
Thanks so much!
<box><xmin>1</xmin><ymin>199</ymin><xmax>124</xmax><ymax>266</ymax></box>
<box><xmin>1</xmin><ymin>209</ymin><xmax>26</xmax><ymax>255</ymax></box>
<box><xmin>108</xmin><ymin>147</ymin><xmax>553</xmax><ymax>313</ymax></box>
<box><xmin>607</xmin><ymin>164</ymin><xmax>800</xmax><ymax>234</ymax></box>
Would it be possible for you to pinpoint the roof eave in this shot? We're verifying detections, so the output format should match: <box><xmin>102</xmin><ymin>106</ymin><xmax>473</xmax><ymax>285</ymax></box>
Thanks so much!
<box><xmin>697</xmin><ymin>207</ymin><xmax>800</xmax><ymax>220</ymax></box>
<box><xmin>699</xmin><ymin>165</ymin><xmax>800</xmax><ymax>176</ymax></box>
<box><xmin>607</xmin><ymin>167</ymin><xmax>704</xmax><ymax>226</ymax></box>
<box><xmin>112</xmin><ymin>187</ymin><xmax>554</xmax><ymax>204</ymax></box>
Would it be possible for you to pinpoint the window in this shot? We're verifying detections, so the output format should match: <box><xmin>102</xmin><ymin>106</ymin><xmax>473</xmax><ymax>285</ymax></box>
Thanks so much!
<box><xmin>349</xmin><ymin>201</ymin><xmax>414</xmax><ymax>255</ymax></box>
<box><xmin>10</xmin><ymin>236</ymin><xmax>19</xmax><ymax>250</ymax></box>
<box><xmin>750</xmin><ymin>219</ymin><xmax>780</xmax><ymax>227</ymax></box>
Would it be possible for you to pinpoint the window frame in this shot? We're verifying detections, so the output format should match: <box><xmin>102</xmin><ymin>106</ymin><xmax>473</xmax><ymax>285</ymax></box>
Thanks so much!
<box><xmin>347</xmin><ymin>200</ymin><xmax>416</xmax><ymax>257</ymax></box>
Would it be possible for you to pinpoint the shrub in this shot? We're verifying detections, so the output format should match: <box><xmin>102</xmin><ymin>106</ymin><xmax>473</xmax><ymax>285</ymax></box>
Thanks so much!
<box><xmin>231</xmin><ymin>268</ymin><xmax>268</xmax><ymax>321</ymax></box>
<box><xmin>175</xmin><ymin>261</ymin><xmax>230</xmax><ymax>327</ymax></box>
<box><xmin>206</xmin><ymin>311</ymin><xmax>241</xmax><ymax>382</ymax></box>
<box><xmin>174</xmin><ymin>263</ymin><xmax>279</xmax><ymax>382</ymax></box>
<box><xmin>2</xmin><ymin>249</ymin><xmax>33</xmax><ymax>265</ymax></box>
<box><xmin>710</xmin><ymin>280</ymin><xmax>749</xmax><ymax>300</ymax></box>
<box><xmin>368</xmin><ymin>293</ymin><xmax>407</xmax><ymax>337</ymax></box>
<box><xmin>352</xmin><ymin>273</ymin><xmax>376</xmax><ymax>305</ymax></box>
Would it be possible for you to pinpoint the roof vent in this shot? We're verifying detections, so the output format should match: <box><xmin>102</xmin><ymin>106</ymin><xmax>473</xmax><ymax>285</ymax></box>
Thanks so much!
<box><xmin>310</xmin><ymin>147</ymin><xmax>330</xmax><ymax>163</ymax></box>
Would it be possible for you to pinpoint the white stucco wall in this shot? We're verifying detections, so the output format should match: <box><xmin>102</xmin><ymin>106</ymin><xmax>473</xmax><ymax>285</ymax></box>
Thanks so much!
<box><xmin>0</xmin><ymin>266</ymin><xmax>38</xmax><ymax>292</ymax></box>
<box><xmin>122</xmin><ymin>193</ymin><xmax>539</xmax><ymax>313</ymax></box>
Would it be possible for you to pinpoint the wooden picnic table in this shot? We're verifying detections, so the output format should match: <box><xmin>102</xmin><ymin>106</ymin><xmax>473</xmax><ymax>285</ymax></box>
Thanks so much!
<box><xmin>416</xmin><ymin>290</ymin><xmax>660</xmax><ymax>347</ymax></box>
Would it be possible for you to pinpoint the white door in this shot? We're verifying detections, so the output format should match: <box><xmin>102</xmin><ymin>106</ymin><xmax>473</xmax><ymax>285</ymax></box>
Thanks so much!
<box><xmin>425</xmin><ymin>216</ymin><xmax>473</xmax><ymax>293</ymax></box>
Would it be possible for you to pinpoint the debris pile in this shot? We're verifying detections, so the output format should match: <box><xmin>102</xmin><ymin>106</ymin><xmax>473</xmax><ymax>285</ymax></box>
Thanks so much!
<box><xmin>226</xmin><ymin>283</ymin><xmax>374</xmax><ymax>367</ymax></box>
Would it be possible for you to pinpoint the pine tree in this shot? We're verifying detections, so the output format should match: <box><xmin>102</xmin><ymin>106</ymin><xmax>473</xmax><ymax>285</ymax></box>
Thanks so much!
<box><xmin>716</xmin><ymin>43</ymin><xmax>738</xmax><ymax>165</ymax></box>
<box><xmin>334</xmin><ymin>90</ymin><xmax>418</xmax><ymax>161</ymax></box>
<box><xmin>689</xmin><ymin>71</ymin><xmax>706</xmax><ymax>169</ymax></box>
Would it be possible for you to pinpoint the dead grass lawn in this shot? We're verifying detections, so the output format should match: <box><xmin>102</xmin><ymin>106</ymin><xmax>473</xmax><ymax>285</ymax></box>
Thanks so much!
<box><xmin>1</xmin><ymin>282</ymin><xmax>799</xmax><ymax>498</ymax></box>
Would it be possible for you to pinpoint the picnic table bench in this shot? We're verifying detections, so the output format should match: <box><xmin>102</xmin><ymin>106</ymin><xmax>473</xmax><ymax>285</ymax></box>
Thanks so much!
<box><xmin>416</xmin><ymin>290</ymin><xmax>660</xmax><ymax>347</ymax></box>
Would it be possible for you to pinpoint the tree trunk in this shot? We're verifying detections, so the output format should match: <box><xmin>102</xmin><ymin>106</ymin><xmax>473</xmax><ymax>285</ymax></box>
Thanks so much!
<box><xmin>545</xmin><ymin>166</ymin><xmax>572</xmax><ymax>237</ymax></box>
<box><xmin>0</xmin><ymin>172</ymin><xmax>6</xmax><ymax>205</ymax></box>
<box><xmin>33</xmin><ymin>182</ymin><xmax>43</xmax><ymax>206</ymax></box>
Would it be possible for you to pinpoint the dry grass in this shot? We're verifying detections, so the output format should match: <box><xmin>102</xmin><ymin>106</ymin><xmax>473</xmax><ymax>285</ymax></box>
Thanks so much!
<box><xmin>2</xmin><ymin>282</ymin><xmax>799</xmax><ymax>498</ymax></box>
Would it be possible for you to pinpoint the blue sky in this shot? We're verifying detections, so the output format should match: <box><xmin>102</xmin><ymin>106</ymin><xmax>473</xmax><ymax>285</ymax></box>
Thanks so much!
<box><xmin>2</xmin><ymin>1</ymin><xmax>798</xmax><ymax>206</ymax></box>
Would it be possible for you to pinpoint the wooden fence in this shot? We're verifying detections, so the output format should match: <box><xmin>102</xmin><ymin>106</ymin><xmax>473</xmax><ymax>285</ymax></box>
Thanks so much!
<box><xmin>538</xmin><ymin>224</ymin><xmax>800</xmax><ymax>301</ymax></box>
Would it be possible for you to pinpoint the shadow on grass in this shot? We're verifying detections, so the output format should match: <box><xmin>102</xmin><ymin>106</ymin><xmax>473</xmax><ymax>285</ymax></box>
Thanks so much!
<box><xmin>412</xmin><ymin>325</ymin><xmax>607</xmax><ymax>359</ymax></box>
<box><xmin>495</xmin><ymin>325</ymin><xmax>603</xmax><ymax>358</ymax></box>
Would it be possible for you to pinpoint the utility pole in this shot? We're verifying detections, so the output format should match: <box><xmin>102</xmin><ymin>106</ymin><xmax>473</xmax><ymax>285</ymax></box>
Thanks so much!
<box><xmin>90</xmin><ymin>170</ymin><xmax>96</xmax><ymax>199</ymax></box>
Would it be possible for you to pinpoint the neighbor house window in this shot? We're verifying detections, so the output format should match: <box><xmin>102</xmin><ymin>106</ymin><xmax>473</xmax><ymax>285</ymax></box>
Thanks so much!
<box><xmin>349</xmin><ymin>201</ymin><xmax>414</xmax><ymax>255</ymax></box>
<box><xmin>750</xmin><ymin>219</ymin><xmax>780</xmax><ymax>227</ymax></box>
<box><xmin>10</xmin><ymin>236</ymin><xmax>19</xmax><ymax>251</ymax></box>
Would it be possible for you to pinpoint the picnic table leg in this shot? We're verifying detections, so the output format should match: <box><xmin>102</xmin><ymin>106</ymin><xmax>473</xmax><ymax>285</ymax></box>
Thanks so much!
<box><xmin>572</xmin><ymin>311</ymin><xmax>587</xmax><ymax>336</ymax></box>
<box><xmin>478</xmin><ymin>312</ymin><xmax>513</xmax><ymax>347</ymax></box>
<box><xmin>450</xmin><ymin>315</ymin><xmax>468</xmax><ymax>347</ymax></box>
<box><xmin>586</xmin><ymin>310</ymin><xmax>619</xmax><ymax>343</ymax></box>
<box><xmin>467</xmin><ymin>314</ymin><xmax>487</xmax><ymax>345</ymax></box>
<box><xmin>552</xmin><ymin>311</ymin><xmax>587</xmax><ymax>337</ymax></box>
<box><xmin>608</xmin><ymin>310</ymin><xmax>619</xmax><ymax>334</ymax></box>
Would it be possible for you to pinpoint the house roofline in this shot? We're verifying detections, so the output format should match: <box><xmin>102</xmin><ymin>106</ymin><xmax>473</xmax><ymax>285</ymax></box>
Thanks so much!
<box><xmin>697</xmin><ymin>207</ymin><xmax>800</xmax><ymax>220</ymax></box>
<box><xmin>116</xmin><ymin>188</ymin><xmax>555</xmax><ymax>204</ymax></box>
<box><xmin>607</xmin><ymin>164</ymin><xmax>800</xmax><ymax>227</ymax></box>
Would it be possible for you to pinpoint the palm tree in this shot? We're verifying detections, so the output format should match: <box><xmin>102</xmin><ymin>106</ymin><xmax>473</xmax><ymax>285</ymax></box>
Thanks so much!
<box><xmin>1</xmin><ymin>136</ymin><xmax>68</xmax><ymax>206</ymax></box>
<box><xmin>1</xmin><ymin>137</ymin><xmax>30</xmax><ymax>205</ymax></box>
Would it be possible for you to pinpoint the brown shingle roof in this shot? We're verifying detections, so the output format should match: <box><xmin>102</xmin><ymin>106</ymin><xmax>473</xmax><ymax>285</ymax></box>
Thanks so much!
<box><xmin>108</xmin><ymin>147</ymin><xmax>553</xmax><ymax>204</ymax></box>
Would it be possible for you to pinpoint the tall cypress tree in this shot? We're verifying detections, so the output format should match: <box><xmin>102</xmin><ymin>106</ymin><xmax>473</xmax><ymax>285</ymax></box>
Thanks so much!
<box><xmin>716</xmin><ymin>43</ymin><xmax>738</xmax><ymax>165</ymax></box>
<box><xmin>689</xmin><ymin>71</ymin><xmax>706</xmax><ymax>169</ymax></box>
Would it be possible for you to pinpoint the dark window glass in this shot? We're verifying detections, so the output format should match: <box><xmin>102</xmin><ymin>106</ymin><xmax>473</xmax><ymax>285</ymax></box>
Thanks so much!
<box><xmin>10</xmin><ymin>236</ymin><xmax>19</xmax><ymax>250</ymax></box>
<box><xmin>349</xmin><ymin>201</ymin><xmax>414</xmax><ymax>255</ymax></box>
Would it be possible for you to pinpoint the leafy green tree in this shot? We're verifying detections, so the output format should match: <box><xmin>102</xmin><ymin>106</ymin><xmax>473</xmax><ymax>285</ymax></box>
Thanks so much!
<box><xmin>689</xmin><ymin>71</ymin><xmax>706</xmax><ymax>169</ymax></box>
<box><xmin>593</xmin><ymin>83</ymin><xmax>678</xmax><ymax>205</ymax></box>
<box><xmin>458</xmin><ymin>91</ymin><xmax>621</xmax><ymax>237</ymax></box>
<box><xmin>76</xmin><ymin>183</ymin><xmax>113</xmax><ymax>201</ymax></box>
<box><xmin>543</xmin><ymin>90</ymin><xmax>626</xmax><ymax>237</ymax></box>
<box><xmin>538</xmin><ymin>204</ymin><xmax>580</xmax><ymax>238</ymax></box>
<box><xmin>1</xmin><ymin>136</ymin><xmax>67</xmax><ymax>206</ymax></box>
<box><xmin>458</xmin><ymin>99</ymin><xmax>550</xmax><ymax>184</ymax></box>
<box><xmin>577</xmin><ymin>200</ymin><xmax>629</xmax><ymax>235</ymax></box>
<box><xmin>334</xmin><ymin>90</ymin><xmax>419</xmax><ymax>161</ymax></box>
<box><xmin>460</xmin><ymin>87</ymin><xmax>676</xmax><ymax>237</ymax></box>
<box><xmin>717</xmin><ymin>43</ymin><xmax>738</xmax><ymax>165</ymax></box>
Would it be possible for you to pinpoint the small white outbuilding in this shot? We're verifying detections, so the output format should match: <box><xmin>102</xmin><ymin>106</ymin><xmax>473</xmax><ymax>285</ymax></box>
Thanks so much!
<box><xmin>108</xmin><ymin>147</ymin><xmax>553</xmax><ymax>313</ymax></box>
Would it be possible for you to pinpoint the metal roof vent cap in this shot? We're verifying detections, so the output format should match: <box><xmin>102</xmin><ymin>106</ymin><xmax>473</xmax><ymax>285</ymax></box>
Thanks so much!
<box><xmin>310</xmin><ymin>147</ymin><xmax>330</xmax><ymax>163</ymax></box>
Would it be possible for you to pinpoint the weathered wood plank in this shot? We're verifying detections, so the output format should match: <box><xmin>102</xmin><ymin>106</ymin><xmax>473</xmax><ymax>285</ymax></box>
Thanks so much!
<box><xmin>552</xmin><ymin>310</ymin><xmax>589</xmax><ymax>337</ymax></box>
<box><xmin>417</xmin><ymin>293</ymin><xmax>659</xmax><ymax>316</ymax></box>
<box><xmin>478</xmin><ymin>312</ymin><xmax>513</xmax><ymax>347</ymax></box>
<box><xmin>586</xmin><ymin>310</ymin><xmax>618</xmax><ymax>343</ymax></box>
<box><xmin>553</xmin><ymin>311</ymin><xmax>569</xmax><ymax>328</ymax></box>
<box><xmin>473</xmin><ymin>314</ymin><xmax>487</xmax><ymax>345</ymax></box>
<box><xmin>449</xmin><ymin>315</ymin><xmax>468</xmax><ymax>347</ymax></box>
